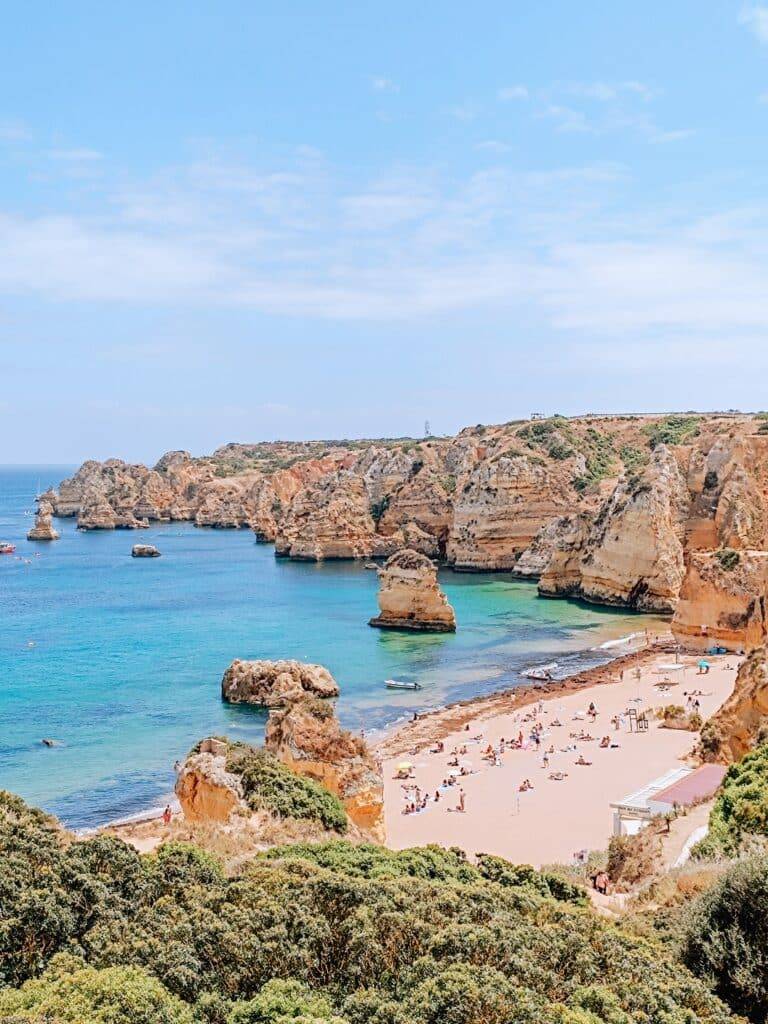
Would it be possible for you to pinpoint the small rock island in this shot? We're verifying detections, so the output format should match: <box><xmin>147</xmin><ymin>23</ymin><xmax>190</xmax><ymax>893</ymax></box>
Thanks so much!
<box><xmin>369</xmin><ymin>548</ymin><xmax>456</xmax><ymax>632</ymax></box>
<box><xmin>221</xmin><ymin>658</ymin><xmax>340</xmax><ymax>707</ymax></box>
<box><xmin>27</xmin><ymin>500</ymin><xmax>60</xmax><ymax>541</ymax></box>
<box><xmin>131</xmin><ymin>544</ymin><xmax>161</xmax><ymax>558</ymax></box>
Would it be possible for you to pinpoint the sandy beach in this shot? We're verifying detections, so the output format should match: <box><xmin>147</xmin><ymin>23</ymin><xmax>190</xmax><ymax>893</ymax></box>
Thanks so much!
<box><xmin>380</xmin><ymin>648</ymin><xmax>740</xmax><ymax>867</ymax></box>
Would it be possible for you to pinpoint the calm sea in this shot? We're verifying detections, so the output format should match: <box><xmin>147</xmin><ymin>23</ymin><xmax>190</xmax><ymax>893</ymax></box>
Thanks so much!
<box><xmin>0</xmin><ymin>465</ymin><xmax>665</xmax><ymax>830</ymax></box>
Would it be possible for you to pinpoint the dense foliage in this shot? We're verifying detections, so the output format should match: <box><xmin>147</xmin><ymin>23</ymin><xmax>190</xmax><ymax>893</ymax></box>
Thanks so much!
<box><xmin>694</xmin><ymin>743</ymin><xmax>768</xmax><ymax>858</ymax></box>
<box><xmin>643</xmin><ymin>415</ymin><xmax>702</xmax><ymax>449</ymax></box>
<box><xmin>0</xmin><ymin>791</ymin><xmax>740</xmax><ymax>1023</ymax></box>
<box><xmin>225</xmin><ymin>745</ymin><xmax>348</xmax><ymax>833</ymax></box>
<box><xmin>681</xmin><ymin>855</ymin><xmax>768</xmax><ymax>1023</ymax></box>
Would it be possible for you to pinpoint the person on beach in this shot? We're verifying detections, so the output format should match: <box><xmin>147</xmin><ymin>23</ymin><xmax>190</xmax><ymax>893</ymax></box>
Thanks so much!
<box><xmin>162</xmin><ymin>805</ymin><xmax>172</xmax><ymax>826</ymax></box>
<box><xmin>458</xmin><ymin>788</ymin><xmax>465</xmax><ymax>812</ymax></box>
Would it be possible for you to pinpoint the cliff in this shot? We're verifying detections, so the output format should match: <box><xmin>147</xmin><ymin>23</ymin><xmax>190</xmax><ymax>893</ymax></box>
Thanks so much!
<box><xmin>52</xmin><ymin>414</ymin><xmax>768</xmax><ymax>620</ymax></box>
<box><xmin>672</xmin><ymin>550</ymin><xmax>768</xmax><ymax>651</ymax></box>
<box><xmin>175</xmin><ymin>737</ymin><xmax>247</xmax><ymax>823</ymax></box>
<box><xmin>265</xmin><ymin>697</ymin><xmax>384</xmax><ymax>841</ymax></box>
<box><xmin>369</xmin><ymin>548</ymin><xmax>456</xmax><ymax>631</ymax></box>
<box><xmin>699</xmin><ymin>644</ymin><xmax>768</xmax><ymax>762</ymax></box>
<box><xmin>221</xmin><ymin>659</ymin><xmax>340</xmax><ymax>707</ymax></box>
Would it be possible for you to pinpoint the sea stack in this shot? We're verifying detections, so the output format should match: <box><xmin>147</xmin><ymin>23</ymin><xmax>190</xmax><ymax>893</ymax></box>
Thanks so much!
<box><xmin>27</xmin><ymin>501</ymin><xmax>60</xmax><ymax>541</ymax></box>
<box><xmin>131</xmin><ymin>543</ymin><xmax>161</xmax><ymax>557</ymax></box>
<box><xmin>221</xmin><ymin>658</ymin><xmax>340</xmax><ymax>707</ymax></box>
<box><xmin>369</xmin><ymin>548</ymin><xmax>456</xmax><ymax>632</ymax></box>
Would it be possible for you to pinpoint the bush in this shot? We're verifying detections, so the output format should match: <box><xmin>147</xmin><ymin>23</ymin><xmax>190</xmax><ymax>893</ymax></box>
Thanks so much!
<box><xmin>681</xmin><ymin>855</ymin><xmax>768</xmax><ymax>1022</ymax></box>
<box><xmin>226</xmin><ymin>746</ymin><xmax>347</xmax><ymax>833</ymax></box>
<box><xmin>714</xmin><ymin>548</ymin><xmax>740</xmax><ymax>571</ymax></box>
<box><xmin>0</xmin><ymin>794</ymin><xmax>740</xmax><ymax>1024</ymax></box>
<box><xmin>644</xmin><ymin>415</ymin><xmax>701</xmax><ymax>449</ymax></box>
<box><xmin>694</xmin><ymin>743</ymin><xmax>768</xmax><ymax>858</ymax></box>
<box><xmin>0</xmin><ymin>957</ymin><xmax>193</xmax><ymax>1023</ymax></box>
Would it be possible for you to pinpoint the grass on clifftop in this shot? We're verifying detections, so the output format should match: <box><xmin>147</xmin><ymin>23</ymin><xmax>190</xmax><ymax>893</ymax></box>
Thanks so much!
<box><xmin>225</xmin><ymin>743</ymin><xmax>348</xmax><ymax>833</ymax></box>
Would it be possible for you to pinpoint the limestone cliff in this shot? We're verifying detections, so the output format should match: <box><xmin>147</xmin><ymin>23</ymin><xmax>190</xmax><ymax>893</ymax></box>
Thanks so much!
<box><xmin>265</xmin><ymin>697</ymin><xmax>384</xmax><ymax>841</ymax></box>
<box><xmin>175</xmin><ymin>737</ymin><xmax>247</xmax><ymax>823</ymax></box>
<box><xmin>221</xmin><ymin>659</ymin><xmax>340</xmax><ymax>707</ymax></box>
<box><xmin>699</xmin><ymin>644</ymin><xmax>768</xmax><ymax>763</ymax></box>
<box><xmin>55</xmin><ymin>414</ymin><xmax>768</xmax><ymax>618</ymax></box>
<box><xmin>447</xmin><ymin>453</ymin><xmax>573</xmax><ymax>571</ymax></box>
<box><xmin>369</xmin><ymin>548</ymin><xmax>456</xmax><ymax>632</ymax></box>
<box><xmin>27</xmin><ymin>501</ymin><xmax>59</xmax><ymax>541</ymax></box>
<box><xmin>576</xmin><ymin>445</ymin><xmax>690</xmax><ymax>612</ymax></box>
<box><xmin>672</xmin><ymin>550</ymin><xmax>768</xmax><ymax>651</ymax></box>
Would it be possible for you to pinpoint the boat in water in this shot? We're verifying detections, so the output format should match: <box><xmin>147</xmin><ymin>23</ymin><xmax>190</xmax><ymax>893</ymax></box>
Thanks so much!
<box><xmin>0</xmin><ymin>542</ymin><xmax>16</xmax><ymax>554</ymax></box>
<box><xmin>385</xmin><ymin>679</ymin><xmax>422</xmax><ymax>691</ymax></box>
<box><xmin>521</xmin><ymin>661</ymin><xmax>558</xmax><ymax>681</ymax></box>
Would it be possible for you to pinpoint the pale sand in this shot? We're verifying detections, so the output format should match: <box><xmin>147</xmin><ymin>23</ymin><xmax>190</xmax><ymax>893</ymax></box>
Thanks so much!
<box><xmin>382</xmin><ymin>653</ymin><xmax>739</xmax><ymax>867</ymax></box>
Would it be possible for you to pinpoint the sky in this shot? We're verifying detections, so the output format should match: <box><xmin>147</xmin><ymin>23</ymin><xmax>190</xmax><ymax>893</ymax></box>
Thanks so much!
<box><xmin>2</xmin><ymin>1</ymin><xmax>768</xmax><ymax>463</ymax></box>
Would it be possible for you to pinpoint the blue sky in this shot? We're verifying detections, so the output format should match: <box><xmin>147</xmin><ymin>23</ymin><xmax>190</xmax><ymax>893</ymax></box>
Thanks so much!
<box><xmin>3</xmin><ymin>1</ymin><xmax>768</xmax><ymax>462</ymax></box>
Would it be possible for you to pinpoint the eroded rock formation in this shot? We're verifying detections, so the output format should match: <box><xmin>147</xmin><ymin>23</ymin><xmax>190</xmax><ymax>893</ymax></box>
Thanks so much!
<box><xmin>221</xmin><ymin>659</ymin><xmax>340</xmax><ymax>707</ymax></box>
<box><xmin>53</xmin><ymin>414</ymin><xmax>768</xmax><ymax>620</ymax></box>
<box><xmin>699</xmin><ymin>644</ymin><xmax>768</xmax><ymax>763</ymax></box>
<box><xmin>266</xmin><ymin>697</ymin><xmax>384</xmax><ymax>841</ymax></box>
<box><xmin>175</xmin><ymin>737</ymin><xmax>246</xmax><ymax>823</ymax></box>
<box><xmin>369</xmin><ymin>548</ymin><xmax>456</xmax><ymax>632</ymax></box>
<box><xmin>672</xmin><ymin>550</ymin><xmax>768</xmax><ymax>651</ymax></box>
<box><xmin>131</xmin><ymin>544</ymin><xmax>161</xmax><ymax>558</ymax></box>
<box><xmin>27</xmin><ymin>501</ymin><xmax>59</xmax><ymax>541</ymax></box>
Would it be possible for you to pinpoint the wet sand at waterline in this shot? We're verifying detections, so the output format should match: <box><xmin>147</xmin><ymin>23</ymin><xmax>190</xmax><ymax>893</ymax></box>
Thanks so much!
<box><xmin>380</xmin><ymin>651</ymin><xmax>740</xmax><ymax>867</ymax></box>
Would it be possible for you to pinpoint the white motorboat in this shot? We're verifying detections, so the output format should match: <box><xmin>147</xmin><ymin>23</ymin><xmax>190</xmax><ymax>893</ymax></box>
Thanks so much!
<box><xmin>385</xmin><ymin>679</ymin><xmax>422</xmax><ymax>691</ymax></box>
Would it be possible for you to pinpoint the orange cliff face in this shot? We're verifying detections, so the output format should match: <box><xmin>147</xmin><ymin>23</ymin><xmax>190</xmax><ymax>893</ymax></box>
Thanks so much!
<box><xmin>50</xmin><ymin>415</ymin><xmax>768</xmax><ymax>635</ymax></box>
<box><xmin>369</xmin><ymin>548</ymin><xmax>456</xmax><ymax>632</ymax></box>
<box><xmin>699</xmin><ymin>643</ymin><xmax>768</xmax><ymax>763</ymax></box>
<box><xmin>265</xmin><ymin>697</ymin><xmax>385</xmax><ymax>842</ymax></box>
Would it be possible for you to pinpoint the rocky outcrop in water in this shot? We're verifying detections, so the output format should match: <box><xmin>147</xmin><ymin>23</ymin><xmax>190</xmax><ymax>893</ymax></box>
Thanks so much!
<box><xmin>699</xmin><ymin>644</ymin><xmax>768</xmax><ymax>763</ymax></box>
<box><xmin>27</xmin><ymin>501</ymin><xmax>59</xmax><ymax>541</ymax></box>
<box><xmin>221</xmin><ymin>659</ymin><xmax>340</xmax><ymax>707</ymax></box>
<box><xmin>265</xmin><ymin>696</ymin><xmax>384</xmax><ymax>841</ymax></box>
<box><xmin>131</xmin><ymin>544</ymin><xmax>161</xmax><ymax>558</ymax></box>
<box><xmin>369</xmin><ymin>548</ymin><xmax>456</xmax><ymax>632</ymax></box>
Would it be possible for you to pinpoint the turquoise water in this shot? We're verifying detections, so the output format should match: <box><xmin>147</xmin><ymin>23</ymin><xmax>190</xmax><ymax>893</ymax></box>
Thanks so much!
<box><xmin>1</xmin><ymin>466</ymin><xmax>665</xmax><ymax>830</ymax></box>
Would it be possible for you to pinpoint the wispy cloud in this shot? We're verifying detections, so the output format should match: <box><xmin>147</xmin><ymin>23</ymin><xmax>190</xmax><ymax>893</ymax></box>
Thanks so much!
<box><xmin>561</xmin><ymin>80</ymin><xmax>658</xmax><ymax>102</ymax></box>
<box><xmin>371</xmin><ymin>76</ymin><xmax>399</xmax><ymax>93</ymax></box>
<box><xmin>475</xmin><ymin>140</ymin><xmax>513</xmax><ymax>153</ymax></box>
<box><xmin>740</xmin><ymin>5</ymin><xmax>768</xmax><ymax>42</ymax></box>
<box><xmin>498</xmin><ymin>85</ymin><xmax>528</xmax><ymax>100</ymax></box>
<box><xmin>0</xmin><ymin>118</ymin><xmax>30</xmax><ymax>143</ymax></box>
<box><xmin>47</xmin><ymin>148</ymin><xmax>103</xmax><ymax>162</ymax></box>
<box><xmin>449</xmin><ymin>102</ymin><xmax>480</xmax><ymax>121</ymax></box>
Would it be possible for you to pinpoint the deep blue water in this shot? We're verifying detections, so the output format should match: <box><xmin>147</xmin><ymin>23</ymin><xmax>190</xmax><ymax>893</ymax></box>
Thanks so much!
<box><xmin>0</xmin><ymin>465</ymin><xmax>664</xmax><ymax>829</ymax></box>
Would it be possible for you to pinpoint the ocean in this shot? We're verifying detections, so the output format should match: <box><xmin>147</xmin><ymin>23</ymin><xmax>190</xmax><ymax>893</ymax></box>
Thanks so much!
<box><xmin>0</xmin><ymin>465</ymin><xmax>666</xmax><ymax>830</ymax></box>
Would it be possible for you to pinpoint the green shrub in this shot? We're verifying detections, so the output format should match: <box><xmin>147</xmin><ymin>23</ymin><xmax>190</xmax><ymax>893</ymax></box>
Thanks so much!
<box><xmin>681</xmin><ymin>855</ymin><xmax>768</xmax><ymax>1022</ymax></box>
<box><xmin>643</xmin><ymin>415</ymin><xmax>701</xmax><ymax>449</ymax></box>
<box><xmin>714</xmin><ymin>548</ymin><xmax>740</xmax><ymax>571</ymax></box>
<box><xmin>694</xmin><ymin>743</ymin><xmax>768</xmax><ymax>858</ymax></box>
<box><xmin>226</xmin><ymin>746</ymin><xmax>347</xmax><ymax>833</ymax></box>
<box><xmin>0</xmin><ymin>957</ymin><xmax>193</xmax><ymax>1023</ymax></box>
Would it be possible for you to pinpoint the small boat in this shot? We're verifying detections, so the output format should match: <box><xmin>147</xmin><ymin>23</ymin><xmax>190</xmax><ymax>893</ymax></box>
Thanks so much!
<box><xmin>364</xmin><ymin>562</ymin><xmax>379</xmax><ymax>570</ymax></box>
<box><xmin>385</xmin><ymin>679</ymin><xmax>422</xmax><ymax>691</ymax></box>
<box><xmin>0</xmin><ymin>542</ymin><xmax>16</xmax><ymax>554</ymax></box>
<box><xmin>521</xmin><ymin>661</ymin><xmax>558</xmax><ymax>681</ymax></box>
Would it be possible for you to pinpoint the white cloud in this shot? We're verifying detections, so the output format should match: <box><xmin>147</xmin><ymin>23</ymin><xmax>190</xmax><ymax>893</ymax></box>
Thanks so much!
<box><xmin>498</xmin><ymin>85</ymin><xmax>528</xmax><ymax>100</ymax></box>
<box><xmin>475</xmin><ymin>140</ymin><xmax>513</xmax><ymax>153</ymax></box>
<box><xmin>740</xmin><ymin>5</ymin><xmax>768</xmax><ymax>41</ymax></box>
<box><xmin>563</xmin><ymin>80</ymin><xmax>657</xmax><ymax>102</ymax></box>
<box><xmin>0</xmin><ymin>119</ymin><xmax>30</xmax><ymax>142</ymax></box>
<box><xmin>371</xmin><ymin>76</ymin><xmax>399</xmax><ymax>92</ymax></box>
<box><xmin>449</xmin><ymin>102</ymin><xmax>480</xmax><ymax>121</ymax></box>
<box><xmin>47</xmin><ymin>148</ymin><xmax>103</xmax><ymax>162</ymax></box>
